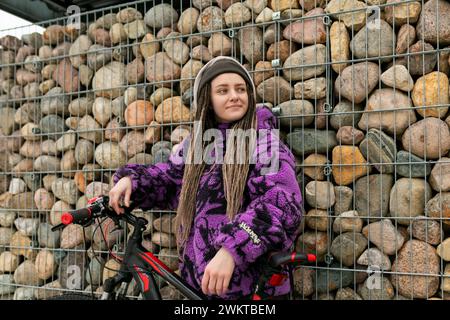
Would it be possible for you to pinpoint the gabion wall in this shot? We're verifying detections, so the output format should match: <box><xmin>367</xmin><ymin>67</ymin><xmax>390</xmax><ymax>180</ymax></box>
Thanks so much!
<box><xmin>0</xmin><ymin>0</ymin><xmax>449</xmax><ymax>300</ymax></box>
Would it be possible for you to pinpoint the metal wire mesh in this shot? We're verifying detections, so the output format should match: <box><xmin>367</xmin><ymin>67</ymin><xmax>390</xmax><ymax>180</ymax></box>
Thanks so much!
<box><xmin>0</xmin><ymin>0</ymin><xmax>449</xmax><ymax>300</ymax></box>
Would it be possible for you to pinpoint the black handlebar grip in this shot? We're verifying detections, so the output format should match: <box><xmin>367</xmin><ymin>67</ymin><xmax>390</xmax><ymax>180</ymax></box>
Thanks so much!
<box><xmin>61</xmin><ymin>208</ymin><xmax>92</xmax><ymax>225</ymax></box>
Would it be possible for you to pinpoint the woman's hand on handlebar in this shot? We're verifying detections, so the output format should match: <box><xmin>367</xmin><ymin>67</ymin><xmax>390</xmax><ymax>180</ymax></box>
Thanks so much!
<box><xmin>109</xmin><ymin>177</ymin><xmax>132</xmax><ymax>215</ymax></box>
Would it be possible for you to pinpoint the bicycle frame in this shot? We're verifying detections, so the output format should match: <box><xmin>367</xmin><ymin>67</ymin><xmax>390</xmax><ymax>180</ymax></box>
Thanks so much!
<box><xmin>99</xmin><ymin>216</ymin><xmax>206</xmax><ymax>300</ymax></box>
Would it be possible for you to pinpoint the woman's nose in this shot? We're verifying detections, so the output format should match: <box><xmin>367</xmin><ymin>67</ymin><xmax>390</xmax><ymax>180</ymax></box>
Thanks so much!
<box><xmin>229</xmin><ymin>89</ymin><xmax>239</xmax><ymax>100</ymax></box>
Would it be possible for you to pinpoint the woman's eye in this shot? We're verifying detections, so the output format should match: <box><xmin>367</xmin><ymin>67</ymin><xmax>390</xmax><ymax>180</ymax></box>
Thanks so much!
<box><xmin>238</xmin><ymin>88</ymin><xmax>246</xmax><ymax>93</ymax></box>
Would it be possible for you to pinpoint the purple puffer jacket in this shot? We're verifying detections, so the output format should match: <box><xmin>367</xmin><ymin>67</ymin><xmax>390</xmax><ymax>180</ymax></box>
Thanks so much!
<box><xmin>113</xmin><ymin>105</ymin><xmax>303</xmax><ymax>299</ymax></box>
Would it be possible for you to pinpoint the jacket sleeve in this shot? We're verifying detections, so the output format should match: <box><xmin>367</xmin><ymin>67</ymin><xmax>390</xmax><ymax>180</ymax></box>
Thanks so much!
<box><xmin>112</xmin><ymin>137</ymin><xmax>189</xmax><ymax>211</ymax></box>
<box><xmin>213</xmin><ymin>136</ymin><xmax>303</xmax><ymax>266</ymax></box>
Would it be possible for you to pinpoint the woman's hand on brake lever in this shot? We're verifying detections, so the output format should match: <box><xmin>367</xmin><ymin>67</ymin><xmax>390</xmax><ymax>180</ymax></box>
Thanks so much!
<box><xmin>108</xmin><ymin>177</ymin><xmax>132</xmax><ymax>215</ymax></box>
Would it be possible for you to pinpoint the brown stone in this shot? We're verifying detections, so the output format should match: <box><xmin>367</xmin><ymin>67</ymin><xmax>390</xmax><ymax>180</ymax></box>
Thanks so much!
<box><xmin>283</xmin><ymin>8</ymin><xmax>326</xmax><ymax>45</ymax></box>
<box><xmin>125</xmin><ymin>100</ymin><xmax>154</xmax><ymax>127</ymax></box>
<box><xmin>253</xmin><ymin>61</ymin><xmax>275</xmax><ymax>87</ymax></box>
<box><xmin>105</xmin><ymin>118</ymin><xmax>126</xmax><ymax>142</ymax></box>
<box><xmin>336</xmin><ymin>126</ymin><xmax>365</xmax><ymax>145</ymax></box>
<box><xmin>429</xmin><ymin>157</ymin><xmax>450</xmax><ymax>192</ymax></box>
<box><xmin>120</xmin><ymin>131</ymin><xmax>146</xmax><ymax>158</ymax></box>
<box><xmin>155</xmin><ymin>96</ymin><xmax>191</xmax><ymax>124</ymax></box>
<box><xmin>362</xmin><ymin>219</ymin><xmax>405</xmax><ymax>255</ymax></box>
<box><xmin>391</xmin><ymin>240</ymin><xmax>440</xmax><ymax>299</ymax></box>
<box><xmin>412</xmin><ymin>71</ymin><xmax>449</xmax><ymax>118</ymax></box>
<box><xmin>92</xmin><ymin>62</ymin><xmax>127</xmax><ymax>99</ymax></box>
<box><xmin>144</xmin><ymin>121</ymin><xmax>162</xmax><ymax>144</ymax></box>
<box><xmin>139</xmin><ymin>33</ymin><xmax>160</xmax><ymax>59</ymax></box>
<box><xmin>332</xmin><ymin>146</ymin><xmax>369</xmax><ymax>186</ymax></box>
<box><xmin>43</xmin><ymin>25</ymin><xmax>65</xmax><ymax>45</ymax></box>
<box><xmin>126</xmin><ymin>58</ymin><xmax>145</xmax><ymax>84</ymax></box>
<box><xmin>145</xmin><ymin>52</ymin><xmax>181</xmax><ymax>88</ymax></box>
<box><xmin>396</xmin><ymin>24</ymin><xmax>416</xmax><ymax>54</ymax></box>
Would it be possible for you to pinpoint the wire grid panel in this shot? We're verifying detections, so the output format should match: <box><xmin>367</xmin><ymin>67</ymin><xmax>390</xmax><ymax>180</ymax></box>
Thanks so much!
<box><xmin>0</xmin><ymin>0</ymin><xmax>448</xmax><ymax>300</ymax></box>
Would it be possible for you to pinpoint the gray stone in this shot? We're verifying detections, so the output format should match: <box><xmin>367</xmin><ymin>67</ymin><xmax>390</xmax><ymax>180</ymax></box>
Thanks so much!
<box><xmin>416</xmin><ymin>0</ymin><xmax>450</xmax><ymax>46</ymax></box>
<box><xmin>58</xmin><ymin>250</ymin><xmax>87</xmax><ymax>290</ymax></box>
<box><xmin>359</xmin><ymin>128</ymin><xmax>396</xmax><ymax>174</ymax></box>
<box><xmin>51</xmin><ymin>178</ymin><xmax>78</xmax><ymax>205</ymax></box>
<box><xmin>305</xmin><ymin>181</ymin><xmax>335</xmax><ymax>209</ymax></box>
<box><xmin>39</xmin><ymin>114</ymin><xmax>67</xmax><ymax>140</ymax></box>
<box><xmin>350</xmin><ymin>19</ymin><xmax>394</xmax><ymax>62</ymax></box>
<box><xmin>0</xmin><ymin>275</ymin><xmax>15</xmax><ymax>295</ymax></box>
<box><xmin>38</xmin><ymin>223</ymin><xmax>61</xmax><ymax>248</ymax></box>
<box><xmin>334</xmin><ymin>186</ymin><xmax>353</xmax><ymax>214</ymax></box>
<box><xmin>407</xmin><ymin>216</ymin><xmax>442</xmax><ymax>246</ymax></box>
<box><xmin>358</xmin><ymin>277</ymin><xmax>395</xmax><ymax>300</ymax></box>
<box><xmin>144</xmin><ymin>4</ymin><xmax>179</xmax><ymax>29</ymax></box>
<box><xmin>429</xmin><ymin>157</ymin><xmax>450</xmax><ymax>192</ymax></box>
<box><xmin>335</xmin><ymin>62</ymin><xmax>380</xmax><ymax>104</ymax></box>
<box><xmin>315</xmin><ymin>262</ymin><xmax>354</xmax><ymax>293</ymax></box>
<box><xmin>283</xmin><ymin>44</ymin><xmax>326</xmax><ymax>81</ymax></box>
<box><xmin>278</xmin><ymin>100</ymin><xmax>315</xmax><ymax>128</ymax></box>
<box><xmin>86</xmin><ymin>257</ymin><xmax>105</xmax><ymax>286</ymax></box>
<box><xmin>330</xmin><ymin>100</ymin><xmax>364</xmax><ymax>130</ymax></box>
<box><xmin>355</xmin><ymin>174</ymin><xmax>394</xmax><ymax>221</ymax></box>
<box><xmin>287</xmin><ymin>129</ymin><xmax>337</xmax><ymax>156</ymax></box>
<box><xmin>362</xmin><ymin>219</ymin><xmax>405</xmax><ymax>255</ymax></box>
<box><xmin>390</xmin><ymin>178</ymin><xmax>432</xmax><ymax>225</ymax></box>
<box><xmin>256</xmin><ymin>76</ymin><xmax>293</xmax><ymax>104</ymax></box>
<box><xmin>396</xmin><ymin>151</ymin><xmax>431</xmax><ymax>178</ymax></box>
<box><xmin>357</xmin><ymin>247</ymin><xmax>392</xmax><ymax>271</ymax></box>
<box><xmin>333</xmin><ymin>210</ymin><xmax>363</xmax><ymax>234</ymax></box>
<box><xmin>330</xmin><ymin>232</ymin><xmax>368</xmax><ymax>267</ymax></box>
<box><xmin>406</xmin><ymin>41</ymin><xmax>437</xmax><ymax>76</ymax></box>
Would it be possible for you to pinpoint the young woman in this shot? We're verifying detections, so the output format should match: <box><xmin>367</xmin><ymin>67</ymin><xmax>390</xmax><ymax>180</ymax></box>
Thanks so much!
<box><xmin>109</xmin><ymin>56</ymin><xmax>303</xmax><ymax>300</ymax></box>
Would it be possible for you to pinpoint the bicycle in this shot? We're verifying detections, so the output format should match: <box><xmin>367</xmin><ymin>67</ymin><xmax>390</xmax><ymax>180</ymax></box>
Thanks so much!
<box><xmin>48</xmin><ymin>196</ymin><xmax>316</xmax><ymax>300</ymax></box>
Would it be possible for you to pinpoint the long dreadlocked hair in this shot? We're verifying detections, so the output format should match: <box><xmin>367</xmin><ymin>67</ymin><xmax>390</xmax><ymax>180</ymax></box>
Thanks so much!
<box><xmin>175</xmin><ymin>78</ymin><xmax>257</xmax><ymax>253</ymax></box>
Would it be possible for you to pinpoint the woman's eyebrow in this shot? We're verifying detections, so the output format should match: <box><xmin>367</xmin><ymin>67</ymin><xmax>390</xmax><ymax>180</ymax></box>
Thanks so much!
<box><xmin>215</xmin><ymin>83</ymin><xmax>246</xmax><ymax>87</ymax></box>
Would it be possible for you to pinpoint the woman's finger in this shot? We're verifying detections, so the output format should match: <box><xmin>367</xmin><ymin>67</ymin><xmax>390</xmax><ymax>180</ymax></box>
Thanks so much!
<box><xmin>208</xmin><ymin>273</ymin><xmax>217</xmax><ymax>296</ymax></box>
<box><xmin>215</xmin><ymin>275</ymin><xmax>224</xmax><ymax>296</ymax></box>
<box><xmin>201</xmin><ymin>271</ymin><xmax>210</xmax><ymax>295</ymax></box>
<box><xmin>124</xmin><ymin>185</ymin><xmax>131</xmax><ymax>207</ymax></box>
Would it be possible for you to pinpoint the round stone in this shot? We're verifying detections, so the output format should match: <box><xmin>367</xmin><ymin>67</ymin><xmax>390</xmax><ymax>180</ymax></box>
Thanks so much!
<box><xmin>355</xmin><ymin>174</ymin><xmax>394</xmax><ymax>221</ymax></box>
<box><xmin>34</xmin><ymin>188</ymin><xmax>54</xmax><ymax>212</ymax></box>
<box><xmin>305</xmin><ymin>209</ymin><xmax>329</xmax><ymax>232</ymax></box>
<box><xmin>305</xmin><ymin>181</ymin><xmax>335</xmax><ymax>209</ymax></box>
<box><xmin>283</xmin><ymin>44</ymin><xmax>326</xmax><ymax>81</ymax></box>
<box><xmin>116</xmin><ymin>8</ymin><xmax>143</xmax><ymax>23</ymax></box>
<box><xmin>35</xmin><ymin>250</ymin><xmax>57</xmax><ymax>280</ymax></box>
<box><xmin>350</xmin><ymin>19</ymin><xmax>394</xmax><ymax>62</ymax></box>
<box><xmin>119</xmin><ymin>131</ymin><xmax>146</xmax><ymax>158</ymax></box>
<box><xmin>94</xmin><ymin>142</ymin><xmax>127</xmax><ymax>169</ymax></box>
<box><xmin>123</xmin><ymin>19</ymin><xmax>148</xmax><ymax>40</ymax></box>
<box><xmin>51</xmin><ymin>178</ymin><xmax>78</xmax><ymax>205</ymax></box>
<box><xmin>396</xmin><ymin>24</ymin><xmax>416</xmax><ymax>54</ymax></box>
<box><xmin>362</xmin><ymin>219</ymin><xmax>405</xmax><ymax>255</ymax></box>
<box><xmin>429</xmin><ymin>157</ymin><xmax>450</xmax><ymax>192</ymax></box>
<box><xmin>68</xmin><ymin>96</ymin><xmax>94</xmax><ymax>117</ymax></box>
<box><xmin>33</xmin><ymin>155</ymin><xmax>60</xmax><ymax>172</ymax></box>
<box><xmin>9</xmin><ymin>178</ymin><xmax>27</xmax><ymax>195</ymax></box>
<box><xmin>197</xmin><ymin>6</ymin><xmax>225</xmax><ymax>33</ymax></box>
<box><xmin>92</xmin><ymin>62</ymin><xmax>127</xmax><ymax>99</ymax></box>
<box><xmin>38</xmin><ymin>222</ymin><xmax>60</xmax><ymax>248</ymax></box>
<box><xmin>391</xmin><ymin>240</ymin><xmax>440</xmax><ymax>299</ymax></box>
<box><xmin>334</xmin><ymin>186</ymin><xmax>353</xmax><ymax>215</ymax></box>
<box><xmin>407</xmin><ymin>216</ymin><xmax>442</xmax><ymax>246</ymax></box>
<box><xmin>145</xmin><ymin>52</ymin><xmax>181</xmax><ymax>88</ymax></box>
<box><xmin>416</xmin><ymin>0</ymin><xmax>450</xmax><ymax>46</ymax></box>
<box><xmin>0</xmin><ymin>252</ymin><xmax>19</xmax><ymax>273</ymax></box>
<box><xmin>92</xmin><ymin>97</ymin><xmax>113</xmax><ymax>127</ymax></box>
<box><xmin>105</xmin><ymin>118</ymin><xmax>126</xmax><ymax>142</ymax></box>
<box><xmin>412</xmin><ymin>71</ymin><xmax>449</xmax><ymax>118</ymax></box>
<box><xmin>224</xmin><ymin>3</ymin><xmax>252</xmax><ymax>26</ymax></box>
<box><xmin>402</xmin><ymin>118</ymin><xmax>450</xmax><ymax>160</ymax></box>
<box><xmin>426</xmin><ymin>192</ymin><xmax>450</xmax><ymax>227</ymax></box>
<box><xmin>125</xmin><ymin>100</ymin><xmax>154</xmax><ymax>127</ymax></box>
<box><xmin>380</xmin><ymin>65</ymin><xmax>414</xmax><ymax>92</ymax></box>
<box><xmin>69</xmin><ymin>35</ymin><xmax>92</xmax><ymax>68</ymax></box>
<box><xmin>390</xmin><ymin>178</ymin><xmax>432</xmax><ymax>225</ymax></box>
<box><xmin>77</xmin><ymin>115</ymin><xmax>103</xmax><ymax>143</ymax></box>
<box><xmin>330</xmin><ymin>232</ymin><xmax>368</xmax><ymax>267</ymax></box>
<box><xmin>126</xmin><ymin>58</ymin><xmax>145</xmax><ymax>84</ymax></box>
<box><xmin>139</xmin><ymin>33</ymin><xmax>160</xmax><ymax>59</ymax></box>
<box><xmin>155</xmin><ymin>96</ymin><xmax>191</xmax><ymax>124</ymax></box>
<box><xmin>333</xmin><ymin>210</ymin><xmax>363</xmax><ymax>234</ymax></box>
<box><xmin>332</xmin><ymin>146</ymin><xmax>369</xmax><ymax>186</ymax></box>
<box><xmin>336</xmin><ymin>126</ymin><xmax>365</xmax><ymax>145</ymax></box>
<box><xmin>335</xmin><ymin>62</ymin><xmax>379</xmax><ymax>104</ymax></box>
<box><xmin>256</xmin><ymin>76</ymin><xmax>292</xmax><ymax>104</ymax></box>
<box><xmin>283</xmin><ymin>8</ymin><xmax>326</xmax><ymax>45</ymax></box>
<box><xmin>144</xmin><ymin>4</ymin><xmax>179</xmax><ymax>29</ymax></box>
<box><xmin>50</xmin><ymin>200</ymin><xmax>72</xmax><ymax>226</ymax></box>
<box><xmin>208</xmin><ymin>32</ymin><xmax>233</xmax><ymax>57</ymax></box>
<box><xmin>14</xmin><ymin>260</ymin><xmax>43</xmax><ymax>286</ymax></box>
<box><xmin>358</xmin><ymin>88</ymin><xmax>416</xmax><ymax>136</ymax></box>
<box><xmin>61</xmin><ymin>224</ymin><xmax>84</xmax><ymax>249</ymax></box>
<box><xmin>178</xmin><ymin>8</ymin><xmax>200</xmax><ymax>35</ymax></box>
<box><xmin>278</xmin><ymin>100</ymin><xmax>314</xmax><ymax>128</ymax></box>
<box><xmin>75</xmin><ymin>139</ymin><xmax>94</xmax><ymax>164</ymax></box>
<box><xmin>294</xmin><ymin>77</ymin><xmax>327</xmax><ymax>100</ymax></box>
<box><xmin>406</xmin><ymin>41</ymin><xmax>437</xmax><ymax>76</ymax></box>
<box><xmin>325</xmin><ymin>0</ymin><xmax>367</xmax><ymax>30</ymax></box>
<box><xmin>87</xmin><ymin>45</ymin><xmax>113</xmax><ymax>71</ymax></box>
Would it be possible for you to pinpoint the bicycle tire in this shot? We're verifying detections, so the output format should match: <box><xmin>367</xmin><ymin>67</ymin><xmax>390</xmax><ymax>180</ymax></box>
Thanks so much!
<box><xmin>47</xmin><ymin>293</ymin><xmax>97</xmax><ymax>300</ymax></box>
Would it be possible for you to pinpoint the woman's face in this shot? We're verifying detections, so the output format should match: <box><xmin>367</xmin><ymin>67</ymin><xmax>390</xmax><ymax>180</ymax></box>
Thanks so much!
<box><xmin>210</xmin><ymin>73</ymin><xmax>249</xmax><ymax>123</ymax></box>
